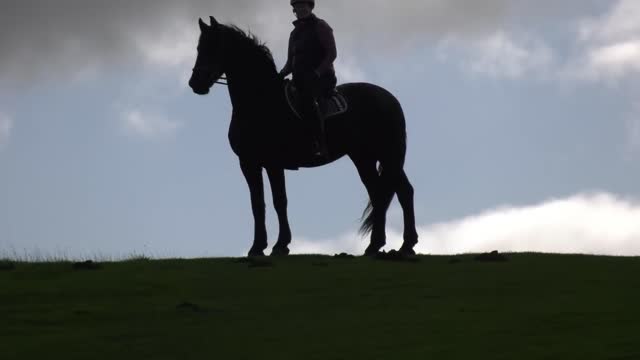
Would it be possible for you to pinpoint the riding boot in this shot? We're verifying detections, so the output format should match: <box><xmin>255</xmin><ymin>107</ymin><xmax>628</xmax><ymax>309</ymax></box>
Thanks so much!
<box><xmin>309</xmin><ymin>101</ymin><xmax>328</xmax><ymax>159</ymax></box>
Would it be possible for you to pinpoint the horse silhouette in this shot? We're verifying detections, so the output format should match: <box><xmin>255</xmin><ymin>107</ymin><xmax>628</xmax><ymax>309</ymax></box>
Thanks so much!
<box><xmin>189</xmin><ymin>16</ymin><xmax>418</xmax><ymax>257</ymax></box>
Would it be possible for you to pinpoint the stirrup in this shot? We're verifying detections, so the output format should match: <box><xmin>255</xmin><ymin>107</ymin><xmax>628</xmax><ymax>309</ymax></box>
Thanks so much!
<box><xmin>312</xmin><ymin>139</ymin><xmax>328</xmax><ymax>158</ymax></box>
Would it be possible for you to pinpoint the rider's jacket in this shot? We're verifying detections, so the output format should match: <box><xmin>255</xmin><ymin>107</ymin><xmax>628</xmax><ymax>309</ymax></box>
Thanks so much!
<box><xmin>285</xmin><ymin>14</ymin><xmax>337</xmax><ymax>80</ymax></box>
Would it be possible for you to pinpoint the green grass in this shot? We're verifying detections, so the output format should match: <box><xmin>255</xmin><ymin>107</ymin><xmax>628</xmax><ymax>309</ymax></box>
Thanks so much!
<box><xmin>1</xmin><ymin>253</ymin><xmax>639</xmax><ymax>359</ymax></box>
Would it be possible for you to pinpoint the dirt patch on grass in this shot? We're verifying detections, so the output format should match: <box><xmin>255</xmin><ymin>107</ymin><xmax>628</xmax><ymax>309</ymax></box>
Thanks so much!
<box><xmin>333</xmin><ymin>253</ymin><xmax>356</xmax><ymax>259</ymax></box>
<box><xmin>72</xmin><ymin>260</ymin><xmax>102</xmax><ymax>270</ymax></box>
<box><xmin>474</xmin><ymin>250</ymin><xmax>508</xmax><ymax>262</ymax></box>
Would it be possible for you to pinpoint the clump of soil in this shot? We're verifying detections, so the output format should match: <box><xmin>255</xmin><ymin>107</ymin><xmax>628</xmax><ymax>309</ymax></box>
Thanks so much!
<box><xmin>72</xmin><ymin>260</ymin><xmax>101</xmax><ymax>270</ymax></box>
<box><xmin>474</xmin><ymin>250</ymin><xmax>508</xmax><ymax>262</ymax></box>
<box><xmin>374</xmin><ymin>250</ymin><xmax>420</xmax><ymax>263</ymax></box>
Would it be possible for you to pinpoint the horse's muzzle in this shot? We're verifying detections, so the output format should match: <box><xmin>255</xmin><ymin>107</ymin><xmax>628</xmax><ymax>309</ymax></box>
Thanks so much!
<box><xmin>191</xmin><ymin>87</ymin><xmax>210</xmax><ymax>95</ymax></box>
<box><xmin>189</xmin><ymin>79</ymin><xmax>210</xmax><ymax>95</ymax></box>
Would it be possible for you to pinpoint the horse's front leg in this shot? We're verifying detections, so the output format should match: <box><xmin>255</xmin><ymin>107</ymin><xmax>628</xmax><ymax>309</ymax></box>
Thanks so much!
<box><xmin>240</xmin><ymin>159</ymin><xmax>268</xmax><ymax>257</ymax></box>
<box><xmin>266</xmin><ymin>167</ymin><xmax>292</xmax><ymax>256</ymax></box>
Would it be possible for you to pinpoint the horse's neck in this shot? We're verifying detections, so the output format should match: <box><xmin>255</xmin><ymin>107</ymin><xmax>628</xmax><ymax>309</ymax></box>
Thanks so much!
<box><xmin>227</xmin><ymin>72</ymin><xmax>274</xmax><ymax>111</ymax></box>
<box><xmin>225</xmin><ymin>60</ymin><xmax>282</xmax><ymax>115</ymax></box>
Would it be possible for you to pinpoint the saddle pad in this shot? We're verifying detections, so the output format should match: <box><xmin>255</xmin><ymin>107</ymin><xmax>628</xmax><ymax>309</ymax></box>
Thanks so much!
<box><xmin>285</xmin><ymin>81</ymin><xmax>348</xmax><ymax>119</ymax></box>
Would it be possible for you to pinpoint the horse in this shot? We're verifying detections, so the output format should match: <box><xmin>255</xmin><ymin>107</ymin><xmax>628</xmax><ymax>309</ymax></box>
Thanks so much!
<box><xmin>188</xmin><ymin>16</ymin><xmax>418</xmax><ymax>257</ymax></box>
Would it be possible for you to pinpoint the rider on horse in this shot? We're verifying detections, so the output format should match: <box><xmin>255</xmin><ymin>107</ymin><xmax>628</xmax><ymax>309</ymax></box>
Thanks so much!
<box><xmin>279</xmin><ymin>0</ymin><xmax>337</xmax><ymax>158</ymax></box>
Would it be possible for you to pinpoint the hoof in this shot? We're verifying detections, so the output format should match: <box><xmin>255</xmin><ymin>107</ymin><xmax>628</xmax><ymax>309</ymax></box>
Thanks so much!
<box><xmin>270</xmin><ymin>245</ymin><xmax>290</xmax><ymax>257</ymax></box>
<box><xmin>248</xmin><ymin>249</ymin><xmax>265</xmax><ymax>257</ymax></box>
<box><xmin>398</xmin><ymin>246</ymin><xmax>416</xmax><ymax>256</ymax></box>
<box><xmin>364</xmin><ymin>249</ymin><xmax>380</xmax><ymax>257</ymax></box>
<box><xmin>364</xmin><ymin>243</ymin><xmax>385</xmax><ymax>257</ymax></box>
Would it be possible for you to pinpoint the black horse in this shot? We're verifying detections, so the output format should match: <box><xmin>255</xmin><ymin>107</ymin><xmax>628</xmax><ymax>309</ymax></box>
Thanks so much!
<box><xmin>189</xmin><ymin>17</ymin><xmax>418</xmax><ymax>257</ymax></box>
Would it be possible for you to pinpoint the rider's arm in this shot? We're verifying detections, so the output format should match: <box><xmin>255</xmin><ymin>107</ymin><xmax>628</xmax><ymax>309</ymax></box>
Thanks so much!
<box><xmin>315</xmin><ymin>20</ymin><xmax>337</xmax><ymax>76</ymax></box>
<box><xmin>280</xmin><ymin>33</ymin><xmax>294</xmax><ymax>77</ymax></box>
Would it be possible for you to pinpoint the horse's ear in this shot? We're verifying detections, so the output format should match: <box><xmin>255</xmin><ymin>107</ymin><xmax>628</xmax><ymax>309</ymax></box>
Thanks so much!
<box><xmin>210</xmin><ymin>16</ymin><xmax>219</xmax><ymax>27</ymax></box>
<box><xmin>199</xmin><ymin>17</ymin><xmax>208</xmax><ymax>32</ymax></box>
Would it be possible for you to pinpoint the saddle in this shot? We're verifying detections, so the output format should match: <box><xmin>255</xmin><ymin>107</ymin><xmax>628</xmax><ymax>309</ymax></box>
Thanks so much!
<box><xmin>285</xmin><ymin>80</ymin><xmax>348</xmax><ymax>120</ymax></box>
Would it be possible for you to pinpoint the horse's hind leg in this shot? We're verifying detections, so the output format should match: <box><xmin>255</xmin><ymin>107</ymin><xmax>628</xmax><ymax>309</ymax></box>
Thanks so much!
<box><xmin>240</xmin><ymin>159</ymin><xmax>268</xmax><ymax>257</ymax></box>
<box><xmin>266</xmin><ymin>167</ymin><xmax>292</xmax><ymax>256</ymax></box>
<box><xmin>397</xmin><ymin>170</ymin><xmax>418</xmax><ymax>255</ymax></box>
<box><xmin>352</xmin><ymin>157</ymin><xmax>389</xmax><ymax>254</ymax></box>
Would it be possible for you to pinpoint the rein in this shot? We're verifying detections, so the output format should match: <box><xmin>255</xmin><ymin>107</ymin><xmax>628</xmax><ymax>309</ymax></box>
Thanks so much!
<box><xmin>192</xmin><ymin>65</ymin><xmax>228</xmax><ymax>86</ymax></box>
<box><xmin>216</xmin><ymin>76</ymin><xmax>228</xmax><ymax>86</ymax></box>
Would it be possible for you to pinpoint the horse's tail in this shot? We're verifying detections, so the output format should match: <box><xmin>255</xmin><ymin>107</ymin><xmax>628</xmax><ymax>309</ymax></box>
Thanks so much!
<box><xmin>359</xmin><ymin>163</ymin><xmax>386</xmax><ymax>236</ymax></box>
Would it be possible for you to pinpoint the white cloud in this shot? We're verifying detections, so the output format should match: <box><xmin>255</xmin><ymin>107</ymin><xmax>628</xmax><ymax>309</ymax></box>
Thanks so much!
<box><xmin>577</xmin><ymin>0</ymin><xmax>640</xmax><ymax>80</ymax></box>
<box><xmin>585</xmin><ymin>41</ymin><xmax>640</xmax><ymax>79</ymax></box>
<box><xmin>471</xmin><ymin>32</ymin><xmax>553</xmax><ymax>79</ymax></box>
<box><xmin>334</xmin><ymin>55</ymin><xmax>368</xmax><ymax>83</ymax></box>
<box><xmin>292</xmin><ymin>193</ymin><xmax>640</xmax><ymax>256</ymax></box>
<box><xmin>0</xmin><ymin>112</ymin><xmax>13</xmax><ymax>148</ymax></box>
<box><xmin>438</xmin><ymin>31</ymin><xmax>554</xmax><ymax>79</ymax></box>
<box><xmin>135</xmin><ymin>23</ymin><xmax>198</xmax><ymax>69</ymax></box>
<box><xmin>579</xmin><ymin>0</ymin><xmax>640</xmax><ymax>42</ymax></box>
<box><xmin>122</xmin><ymin>110</ymin><xmax>182</xmax><ymax>139</ymax></box>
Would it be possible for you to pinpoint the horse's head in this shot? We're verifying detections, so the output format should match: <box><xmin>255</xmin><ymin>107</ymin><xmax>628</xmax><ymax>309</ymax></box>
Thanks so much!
<box><xmin>189</xmin><ymin>16</ymin><xmax>226</xmax><ymax>95</ymax></box>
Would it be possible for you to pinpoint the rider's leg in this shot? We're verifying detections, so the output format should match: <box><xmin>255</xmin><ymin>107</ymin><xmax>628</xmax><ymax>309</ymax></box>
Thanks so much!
<box><xmin>296</xmin><ymin>72</ymin><xmax>327</xmax><ymax>157</ymax></box>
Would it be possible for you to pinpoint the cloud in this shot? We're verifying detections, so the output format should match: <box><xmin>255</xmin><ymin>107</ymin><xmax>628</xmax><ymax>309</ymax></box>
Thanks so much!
<box><xmin>583</xmin><ymin>41</ymin><xmax>640</xmax><ymax>79</ymax></box>
<box><xmin>0</xmin><ymin>113</ymin><xmax>13</xmax><ymax>148</ymax></box>
<box><xmin>122</xmin><ymin>110</ymin><xmax>182</xmax><ymax>139</ymax></box>
<box><xmin>134</xmin><ymin>25</ymin><xmax>199</xmax><ymax>69</ymax></box>
<box><xmin>438</xmin><ymin>31</ymin><xmax>554</xmax><ymax>79</ymax></box>
<box><xmin>0</xmin><ymin>0</ymin><xmax>255</xmax><ymax>85</ymax></box>
<box><xmin>432</xmin><ymin>1</ymin><xmax>640</xmax><ymax>82</ymax></box>
<box><xmin>322</xmin><ymin>0</ymin><xmax>510</xmax><ymax>49</ymax></box>
<box><xmin>579</xmin><ymin>0</ymin><xmax>640</xmax><ymax>42</ymax></box>
<box><xmin>291</xmin><ymin>193</ymin><xmax>640</xmax><ymax>256</ymax></box>
<box><xmin>0</xmin><ymin>0</ymin><xmax>552</xmax><ymax>87</ymax></box>
<box><xmin>334</xmin><ymin>55</ymin><xmax>368</xmax><ymax>82</ymax></box>
<box><xmin>576</xmin><ymin>0</ymin><xmax>640</xmax><ymax>80</ymax></box>
<box><xmin>1</xmin><ymin>1</ymin><xmax>630</xmax><ymax>89</ymax></box>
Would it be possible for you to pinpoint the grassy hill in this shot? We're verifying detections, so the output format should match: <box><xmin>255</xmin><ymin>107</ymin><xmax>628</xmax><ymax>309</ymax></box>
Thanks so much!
<box><xmin>1</xmin><ymin>253</ymin><xmax>639</xmax><ymax>359</ymax></box>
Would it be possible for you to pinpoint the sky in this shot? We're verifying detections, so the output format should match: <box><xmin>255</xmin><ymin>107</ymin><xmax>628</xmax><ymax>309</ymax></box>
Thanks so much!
<box><xmin>1</xmin><ymin>0</ymin><xmax>640</xmax><ymax>259</ymax></box>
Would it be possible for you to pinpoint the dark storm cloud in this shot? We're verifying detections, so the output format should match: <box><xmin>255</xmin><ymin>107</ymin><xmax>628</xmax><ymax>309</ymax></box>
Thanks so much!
<box><xmin>0</xmin><ymin>0</ymin><xmax>263</xmax><ymax>84</ymax></box>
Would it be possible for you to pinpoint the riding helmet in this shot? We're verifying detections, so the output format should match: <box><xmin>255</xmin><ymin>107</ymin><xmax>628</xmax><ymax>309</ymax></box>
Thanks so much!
<box><xmin>291</xmin><ymin>0</ymin><xmax>315</xmax><ymax>6</ymax></box>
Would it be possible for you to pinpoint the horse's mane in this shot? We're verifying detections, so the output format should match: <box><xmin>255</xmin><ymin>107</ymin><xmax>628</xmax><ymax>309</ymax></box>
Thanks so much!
<box><xmin>223</xmin><ymin>24</ymin><xmax>278</xmax><ymax>74</ymax></box>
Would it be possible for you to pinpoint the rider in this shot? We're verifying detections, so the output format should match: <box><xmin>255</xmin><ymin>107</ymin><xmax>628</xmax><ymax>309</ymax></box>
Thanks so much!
<box><xmin>279</xmin><ymin>0</ymin><xmax>337</xmax><ymax>158</ymax></box>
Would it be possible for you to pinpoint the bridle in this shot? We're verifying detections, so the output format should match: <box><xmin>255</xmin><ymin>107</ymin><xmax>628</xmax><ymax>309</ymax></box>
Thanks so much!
<box><xmin>192</xmin><ymin>65</ymin><xmax>228</xmax><ymax>86</ymax></box>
